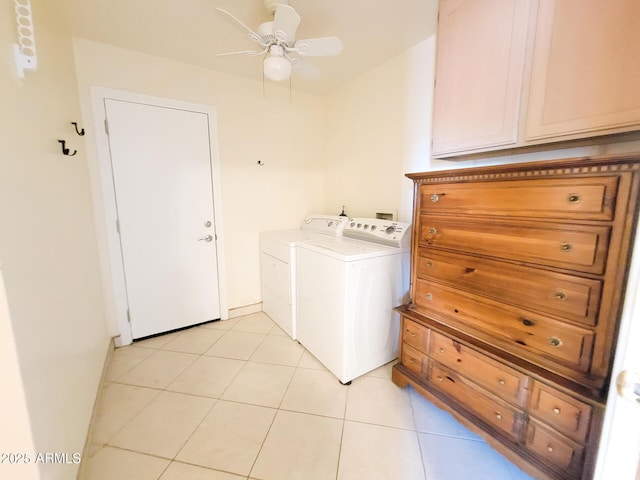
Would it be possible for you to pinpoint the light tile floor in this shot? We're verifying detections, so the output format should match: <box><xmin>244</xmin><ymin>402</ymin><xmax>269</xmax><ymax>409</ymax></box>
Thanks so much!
<box><xmin>80</xmin><ymin>312</ymin><xmax>537</xmax><ymax>480</ymax></box>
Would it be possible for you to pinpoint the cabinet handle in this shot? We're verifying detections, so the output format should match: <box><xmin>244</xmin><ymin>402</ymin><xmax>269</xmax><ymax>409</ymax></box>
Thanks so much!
<box><xmin>547</xmin><ymin>445</ymin><xmax>555</xmax><ymax>453</ymax></box>
<box><xmin>439</xmin><ymin>347</ymin><xmax>445</xmax><ymax>353</ymax></box>
<box><xmin>549</xmin><ymin>337</ymin><xmax>563</xmax><ymax>347</ymax></box>
<box><xmin>430</xmin><ymin>194</ymin><xmax>440</xmax><ymax>203</ymax></box>
<box><xmin>498</xmin><ymin>378</ymin><xmax>506</xmax><ymax>385</ymax></box>
<box><xmin>522</xmin><ymin>318</ymin><xmax>535</xmax><ymax>327</ymax></box>
<box><xmin>552</xmin><ymin>407</ymin><xmax>561</xmax><ymax>414</ymax></box>
<box><xmin>560</xmin><ymin>242</ymin><xmax>572</xmax><ymax>252</ymax></box>
<box><xmin>425</xmin><ymin>293</ymin><xmax>433</xmax><ymax>301</ymax></box>
<box><xmin>568</xmin><ymin>193</ymin><xmax>580</xmax><ymax>203</ymax></box>
<box><xmin>428</xmin><ymin>227</ymin><xmax>437</xmax><ymax>235</ymax></box>
<box><xmin>426</xmin><ymin>261</ymin><xmax>434</xmax><ymax>268</ymax></box>
<box><xmin>495</xmin><ymin>412</ymin><xmax>502</xmax><ymax>420</ymax></box>
<box><xmin>554</xmin><ymin>291</ymin><xmax>566</xmax><ymax>301</ymax></box>
<box><xmin>437</xmin><ymin>376</ymin><xmax>444</xmax><ymax>382</ymax></box>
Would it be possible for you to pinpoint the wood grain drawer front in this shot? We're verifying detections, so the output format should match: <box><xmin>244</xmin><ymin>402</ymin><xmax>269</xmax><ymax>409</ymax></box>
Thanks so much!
<box><xmin>416</xmin><ymin>249</ymin><xmax>602</xmax><ymax>326</ymax></box>
<box><xmin>419</xmin><ymin>216</ymin><xmax>610</xmax><ymax>274</ymax></box>
<box><xmin>525</xmin><ymin>419</ymin><xmax>585</xmax><ymax>475</ymax></box>
<box><xmin>419</xmin><ymin>177</ymin><xmax>618</xmax><ymax>221</ymax></box>
<box><xmin>528</xmin><ymin>381</ymin><xmax>592</xmax><ymax>442</ymax></box>
<box><xmin>428</xmin><ymin>362</ymin><xmax>523</xmax><ymax>441</ymax></box>
<box><xmin>402</xmin><ymin>319</ymin><xmax>429</xmax><ymax>354</ymax></box>
<box><xmin>402</xmin><ymin>343</ymin><xmax>428</xmax><ymax>377</ymax></box>
<box><xmin>415</xmin><ymin>279</ymin><xmax>594</xmax><ymax>372</ymax></box>
<box><xmin>429</xmin><ymin>331</ymin><xmax>528</xmax><ymax>406</ymax></box>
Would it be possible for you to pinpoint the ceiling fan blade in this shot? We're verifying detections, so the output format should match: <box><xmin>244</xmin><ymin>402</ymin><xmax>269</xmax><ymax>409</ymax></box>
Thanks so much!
<box><xmin>291</xmin><ymin>58</ymin><xmax>320</xmax><ymax>80</ymax></box>
<box><xmin>216</xmin><ymin>7</ymin><xmax>265</xmax><ymax>45</ymax></box>
<box><xmin>272</xmin><ymin>4</ymin><xmax>301</xmax><ymax>44</ymax></box>
<box><xmin>217</xmin><ymin>47</ymin><xmax>268</xmax><ymax>57</ymax></box>
<box><xmin>292</xmin><ymin>36</ymin><xmax>343</xmax><ymax>56</ymax></box>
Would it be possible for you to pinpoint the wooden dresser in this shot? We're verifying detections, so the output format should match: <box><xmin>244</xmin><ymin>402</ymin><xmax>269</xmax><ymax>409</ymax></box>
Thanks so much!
<box><xmin>392</xmin><ymin>155</ymin><xmax>640</xmax><ymax>480</ymax></box>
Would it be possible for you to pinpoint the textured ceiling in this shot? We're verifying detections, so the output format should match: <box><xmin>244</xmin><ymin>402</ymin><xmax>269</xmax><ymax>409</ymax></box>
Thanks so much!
<box><xmin>56</xmin><ymin>0</ymin><xmax>439</xmax><ymax>94</ymax></box>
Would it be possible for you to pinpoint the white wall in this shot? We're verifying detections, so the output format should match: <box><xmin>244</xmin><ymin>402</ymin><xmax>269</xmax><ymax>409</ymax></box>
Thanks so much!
<box><xmin>0</xmin><ymin>2</ymin><xmax>110</xmax><ymax>479</ymax></box>
<box><xmin>72</xmin><ymin>38</ymin><xmax>326</xmax><ymax>314</ymax></box>
<box><xmin>324</xmin><ymin>35</ymin><xmax>437</xmax><ymax>223</ymax></box>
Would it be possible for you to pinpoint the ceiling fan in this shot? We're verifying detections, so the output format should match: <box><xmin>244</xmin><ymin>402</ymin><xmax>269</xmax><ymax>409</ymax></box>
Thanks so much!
<box><xmin>216</xmin><ymin>0</ymin><xmax>343</xmax><ymax>82</ymax></box>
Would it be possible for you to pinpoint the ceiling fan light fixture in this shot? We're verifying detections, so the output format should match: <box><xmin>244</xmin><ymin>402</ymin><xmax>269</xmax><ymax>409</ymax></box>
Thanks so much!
<box><xmin>263</xmin><ymin>45</ymin><xmax>292</xmax><ymax>81</ymax></box>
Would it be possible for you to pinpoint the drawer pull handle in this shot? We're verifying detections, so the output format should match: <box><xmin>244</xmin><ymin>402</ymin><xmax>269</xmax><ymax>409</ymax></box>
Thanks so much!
<box><xmin>428</xmin><ymin>227</ymin><xmax>437</xmax><ymax>235</ymax></box>
<box><xmin>522</xmin><ymin>318</ymin><xmax>535</xmax><ymax>327</ymax></box>
<box><xmin>498</xmin><ymin>379</ymin><xmax>506</xmax><ymax>385</ymax></box>
<box><xmin>495</xmin><ymin>412</ymin><xmax>502</xmax><ymax>420</ymax></box>
<box><xmin>560</xmin><ymin>242</ymin><xmax>572</xmax><ymax>252</ymax></box>
<box><xmin>437</xmin><ymin>376</ymin><xmax>444</xmax><ymax>382</ymax></box>
<box><xmin>549</xmin><ymin>337</ymin><xmax>563</xmax><ymax>347</ymax></box>
<box><xmin>439</xmin><ymin>347</ymin><xmax>445</xmax><ymax>353</ymax></box>
<box><xmin>430</xmin><ymin>194</ymin><xmax>440</xmax><ymax>203</ymax></box>
<box><xmin>554</xmin><ymin>291</ymin><xmax>566</xmax><ymax>301</ymax></box>
<box><xmin>568</xmin><ymin>194</ymin><xmax>580</xmax><ymax>203</ymax></box>
<box><xmin>426</xmin><ymin>261</ymin><xmax>434</xmax><ymax>268</ymax></box>
<box><xmin>425</xmin><ymin>294</ymin><xmax>433</xmax><ymax>301</ymax></box>
<box><xmin>552</xmin><ymin>407</ymin><xmax>561</xmax><ymax>414</ymax></box>
<box><xmin>547</xmin><ymin>445</ymin><xmax>555</xmax><ymax>453</ymax></box>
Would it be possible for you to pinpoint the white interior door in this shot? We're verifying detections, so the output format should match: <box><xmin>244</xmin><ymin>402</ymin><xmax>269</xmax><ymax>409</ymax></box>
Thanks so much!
<box><xmin>104</xmin><ymin>99</ymin><xmax>221</xmax><ymax>339</ymax></box>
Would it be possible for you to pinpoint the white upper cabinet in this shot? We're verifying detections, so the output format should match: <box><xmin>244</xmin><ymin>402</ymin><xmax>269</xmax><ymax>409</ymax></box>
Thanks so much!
<box><xmin>432</xmin><ymin>0</ymin><xmax>640</xmax><ymax>158</ymax></box>
<box><xmin>525</xmin><ymin>0</ymin><xmax>640</xmax><ymax>141</ymax></box>
<box><xmin>431</xmin><ymin>0</ymin><xmax>531</xmax><ymax>156</ymax></box>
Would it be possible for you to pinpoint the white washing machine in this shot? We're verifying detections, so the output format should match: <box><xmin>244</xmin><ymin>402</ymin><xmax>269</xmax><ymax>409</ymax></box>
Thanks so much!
<box><xmin>260</xmin><ymin>215</ymin><xmax>348</xmax><ymax>339</ymax></box>
<box><xmin>296</xmin><ymin>218</ymin><xmax>411</xmax><ymax>384</ymax></box>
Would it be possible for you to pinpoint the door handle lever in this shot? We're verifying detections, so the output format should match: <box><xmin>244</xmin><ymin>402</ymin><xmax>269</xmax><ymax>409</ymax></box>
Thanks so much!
<box><xmin>198</xmin><ymin>235</ymin><xmax>213</xmax><ymax>242</ymax></box>
<box><xmin>616</xmin><ymin>370</ymin><xmax>640</xmax><ymax>403</ymax></box>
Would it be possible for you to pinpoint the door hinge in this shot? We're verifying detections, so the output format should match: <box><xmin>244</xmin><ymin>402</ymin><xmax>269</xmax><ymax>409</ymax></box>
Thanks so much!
<box><xmin>126</xmin><ymin>309</ymin><xmax>131</xmax><ymax>323</ymax></box>
<box><xmin>116</xmin><ymin>218</ymin><xmax>120</xmax><ymax>234</ymax></box>
<box><xmin>104</xmin><ymin>118</ymin><xmax>109</xmax><ymax>135</ymax></box>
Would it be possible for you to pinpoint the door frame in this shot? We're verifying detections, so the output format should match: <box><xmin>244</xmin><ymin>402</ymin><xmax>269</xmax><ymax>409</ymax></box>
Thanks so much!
<box><xmin>90</xmin><ymin>87</ymin><xmax>228</xmax><ymax>346</ymax></box>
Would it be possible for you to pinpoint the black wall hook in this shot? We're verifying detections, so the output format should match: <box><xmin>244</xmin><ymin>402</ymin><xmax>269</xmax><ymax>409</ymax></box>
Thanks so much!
<box><xmin>58</xmin><ymin>140</ymin><xmax>77</xmax><ymax>156</ymax></box>
<box><xmin>71</xmin><ymin>122</ymin><xmax>85</xmax><ymax>136</ymax></box>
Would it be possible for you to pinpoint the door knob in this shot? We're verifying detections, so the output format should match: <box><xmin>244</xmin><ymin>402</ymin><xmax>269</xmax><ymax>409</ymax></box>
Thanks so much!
<box><xmin>198</xmin><ymin>235</ymin><xmax>213</xmax><ymax>242</ymax></box>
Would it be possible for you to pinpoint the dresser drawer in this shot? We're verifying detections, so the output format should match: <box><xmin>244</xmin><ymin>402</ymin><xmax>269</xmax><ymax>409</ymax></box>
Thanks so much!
<box><xmin>402</xmin><ymin>318</ymin><xmax>429</xmax><ymax>354</ymax></box>
<box><xmin>415</xmin><ymin>279</ymin><xmax>595</xmax><ymax>372</ymax></box>
<box><xmin>402</xmin><ymin>343</ymin><xmax>428</xmax><ymax>377</ymax></box>
<box><xmin>528</xmin><ymin>381</ymin><xmax>593</xmax><ymax>442</ymax></box>
<box><xmin>525</xmin><ymin>418</ymin><xmax>585</xmax><ymax>475</ymax></box>
<box><xmin>416</xmin><ymin>249</ymin><xmax>602</xmax><ymax>326</ymax></box>
<box><xmin>429</xmin><ymin>331</ymin><xmax>528</xmax><ymax>406</ymax></box>
<box><xmin>419</xmin><ymin>176</ymin><xmax>618</xmax><ymax>221</ymax></box>
<box><xmin>428</xmin><ymin>362</ymin><xmax>523</xmax><ymax>441</ymax></box>
<box><xmin>419</xmin><ymin>216</ymin><xmax>610</xmax><ymax>274</ymax></box>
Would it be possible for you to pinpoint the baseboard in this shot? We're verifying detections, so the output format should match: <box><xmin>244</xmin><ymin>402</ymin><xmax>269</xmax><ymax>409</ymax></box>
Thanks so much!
<box><xmin>228</xmin><ymin>302</ymin><xmax>263</xmax><ymax>319</ymax></box>
<box><xmin>76</xmin><ymin>337</ymin><xmax>116</xmax><ymax>480</ymax></box>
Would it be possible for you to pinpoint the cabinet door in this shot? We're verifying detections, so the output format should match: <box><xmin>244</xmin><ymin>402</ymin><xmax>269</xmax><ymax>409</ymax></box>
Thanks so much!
<box><xmin>525</xmin><ymin>0</ymin><xmax>640</xmax><ymax>140</ymax></box>
<box><xmin>432</xmin><ymin>0</ymin><xmax>531</xmax><ymax>156</ymax></box>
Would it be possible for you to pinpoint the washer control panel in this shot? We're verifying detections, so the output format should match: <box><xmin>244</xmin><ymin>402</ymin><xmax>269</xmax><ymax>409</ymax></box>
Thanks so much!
<box><xmin>344</xmin><ymin>218</ymin><xmax>411</xmax><ymax>247</ymax></box>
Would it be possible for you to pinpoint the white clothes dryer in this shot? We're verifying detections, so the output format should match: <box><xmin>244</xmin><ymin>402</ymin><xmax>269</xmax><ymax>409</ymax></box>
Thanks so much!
<box><xmin>296</xmin><ymin>218</ymin><xmax>411</xmax><ymax>384</ymax></box>
<box><xmin>260</xmin><ymin>215</ymin><xmax>348</xmax><ymax>339</ymax></box>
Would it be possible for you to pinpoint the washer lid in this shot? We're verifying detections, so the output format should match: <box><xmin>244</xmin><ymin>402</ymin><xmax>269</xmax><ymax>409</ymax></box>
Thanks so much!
<box><xmin>299</xmin><ymin>237</ymin><xmax>404</xmax><ymax>261</ymax></box>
